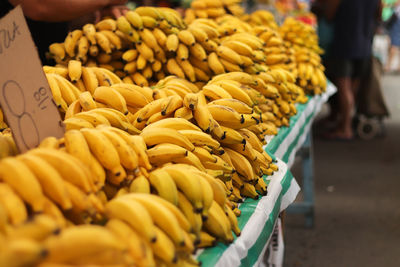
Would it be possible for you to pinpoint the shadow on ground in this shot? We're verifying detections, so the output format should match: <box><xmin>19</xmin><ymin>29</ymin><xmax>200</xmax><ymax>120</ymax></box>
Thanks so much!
<box><xmin>284</xmin><ymin>74</ymin><xmax>400</xmax><ymax>267</ymax></box>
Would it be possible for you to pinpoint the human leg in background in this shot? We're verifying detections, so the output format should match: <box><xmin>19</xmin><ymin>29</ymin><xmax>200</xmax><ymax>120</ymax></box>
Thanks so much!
<box><xmin>385</xmin><ymin>18</ymin><xmax>400</xmax><ymax>72</ymax></box>
<box><xmin>332</xmin><ymin>76</ymin><xmax>355</xmax><ymax>139</ymax></box>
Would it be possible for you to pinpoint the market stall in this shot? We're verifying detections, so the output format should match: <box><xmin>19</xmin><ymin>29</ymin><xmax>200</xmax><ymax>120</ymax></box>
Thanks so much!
<box><xmin>0</xmin><ymin>1</ymin><xmax>332</xmax><ymax>266</ymax></box>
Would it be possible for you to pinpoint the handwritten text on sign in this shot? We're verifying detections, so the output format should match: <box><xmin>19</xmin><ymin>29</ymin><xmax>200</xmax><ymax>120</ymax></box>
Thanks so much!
<box><xmin>0</xmin><ymin>6</ymin><xmax>64</xmax><ymax>152</ymax></box>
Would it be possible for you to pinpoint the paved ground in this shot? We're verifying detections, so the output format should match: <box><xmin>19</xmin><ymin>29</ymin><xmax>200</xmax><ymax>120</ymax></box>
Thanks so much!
<box><xmin>283</xmin><ymin>74</ymin><xmax>400</xmax><ymax>267</ymax></box>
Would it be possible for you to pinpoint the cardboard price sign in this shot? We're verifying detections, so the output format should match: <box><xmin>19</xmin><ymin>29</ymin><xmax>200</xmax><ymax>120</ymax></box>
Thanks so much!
<box><xmin>0</xmin><ymin>6</ymin><xmax>64</xmax><ymax>152</ymax></box>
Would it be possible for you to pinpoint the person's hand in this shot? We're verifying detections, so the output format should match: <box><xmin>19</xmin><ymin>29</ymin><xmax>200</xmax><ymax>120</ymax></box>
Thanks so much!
<box><xmin>95</xmin><ymin>4</ymin><xmax>129</xmax><ymax>22</ymax></box>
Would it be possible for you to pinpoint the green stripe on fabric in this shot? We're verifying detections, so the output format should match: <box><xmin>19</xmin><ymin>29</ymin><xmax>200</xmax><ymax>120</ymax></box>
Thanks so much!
<box><xmin>282</xmin><ymin>109</ymin><xmax>316</xmax><ymax>163</ymax></box>
<box><xmin>266</xmin><ymin>100</ymin><xmax>309</xmax><ymax>154</ymax></box>
<box><xmin>238</xmin><ymin>171</ymin><xmax>293</xmax><ymax>266</ymax></box>
<box><xmin>239</xmin><ymin>194</ymin><xmax>282</xmax><ymax>267</ymax></box>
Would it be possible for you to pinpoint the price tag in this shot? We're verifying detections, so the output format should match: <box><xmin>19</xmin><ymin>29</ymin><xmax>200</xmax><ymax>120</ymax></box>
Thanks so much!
<box><xmin>0</xmin><ymin>6</ymin><xmax>64</xmax><ymax>152</ymax></box>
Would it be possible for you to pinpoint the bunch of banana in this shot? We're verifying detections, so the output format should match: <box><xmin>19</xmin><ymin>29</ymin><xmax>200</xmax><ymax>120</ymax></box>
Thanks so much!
<box><xmin>48</xmin><ymin>20</ymin><xmax>131</xmax><ymax>65</ymax></box>
<box><xmin>0</xmin><ymin>130</ymin><xmax>18</xmax><ymax>159</ymax></box>
<box><xmin>42</xmin><ymin>224</ymin><xmax>132</xmax><ymax>265</ymax></box>
<box><xmin>279</xmin><ymin>17</ymin><xmax>327</xmax><ymax>94</ymax></box>
<box><xmin>0</xmin><ymin>146</ymin><xmax>106</xmax><ymax>226</ymax></box>
<box><xmin>105</xmin><ymin>193</ymin><xmax>198</xmax><ymax>265</ymax></box>
<box><xmin>187</xmin><ymin>0</ymin><xmax>244</xmax><ymax>22</ymax></box>
<box><xmin>242</xmin><ymin>10</ymin><xmax>279</xmax><ymax>30</ymax></box>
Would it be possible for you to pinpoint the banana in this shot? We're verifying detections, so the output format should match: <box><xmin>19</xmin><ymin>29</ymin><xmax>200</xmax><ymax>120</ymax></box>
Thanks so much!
<box><xmin>73</xmin><ymin>111</ymin><xmax>111</xmax><ymax>126</ymax></box>
<box><xmin>0</xmin><ymin>238</ymin><xmax>47</xmax><ymax>267</ymax></box>
<box><xmin>38</xmin><ymin>136</ymin><xmax>60</xmax><ymax>149</ymax></box>
<box><xmin>139</xmin><ymin>28</ymin><xmax>162</xmax><ymax>53</ymax></box>
<box><xmin>210</xmin><ymin>98</ymin><xmax>253</xmax><ymax>114</ymax></box>
<box><xmin>193</xmin><ymin>103</ymin><xmax>214</xmax><ymax>133</ymax></box>
<box><xmin>178</xmin><ymin>30</ymin><xmax>196</xmax><ymax>46</ymax></box>
<box><xmin>131</xmin><ymin>72</ymin><xmax>149</xmax><ymax>87</ymax></box>
<box><xmin>123</xmin><ymin>50</ymin><xmax>139</xmax><ymax>66</ymax></box>
<box><xmin>80</xmin><ymin>67</ymin><xmax>98</xmax><ymax>94</ymax></box>
<box><xmin>178</xmin><ymin>129</ymin><xmax>220</xmax><ymax>149</ymax></box>
<box><xmin>255</xmin><ymin>177</ymin><xmax>268</xmax><ymax>195</ymax></box>
<box><xmin>93</xmin><ymin>86</ymin><xmax>128</xmax><ymax>115</ymax></box>
<box><xmin>89</xmin><ymin>108</ymin><xmax>136</xmax><ymax>133</ymax></box>
<box><xmin>143</xmin><ymin>117</ymin><xmax>202</xmax><ymax>132</ymax></box>
<box><xmin>125</xmin><ymin>10</ymin><xmax>144</xmax><ymax>30</ymax></box>
<box><xmin>45</xmin><ymin>73</ymin><xmax>68</xmax><ymax>111</ymax></box>
<box><xmin>64</xmin><ymin>129</ymin><xmax>106</xmax><ymax>188</ymax></box>
<box><xmin>94</xmin><ymin>32</ymin><xmax>112</xmax><ymax>54</ymax></box>
<box><xmin>76</xmin><ymin>36</ymin><xmax>89</xmax><ymax>61</ymax></box>
<box><xmin>105</xmin><ymin>196</ymin><xmax>157</xmax><ymax>242</ymax></box>
<box><xmin>147</xmin><ymin>143</ymin><xmax>188</xmax><ymax>166</ymax></box>
<box><xmin>117</xmin><ymin>16</ymin><xmax>135</xmax><ymax>36</ymax></box>
<box><xmin>192</xmin><ymin>146</ymin><xmax>215</xmax><ymax>162</ymax></box>
<box><xmin>194</xmin><ymin>170</ymin><xmax>227</xmax><ymax>211</ymax></box>
<box><xmin>122</xmin><ymin>193</ymin><xmax>186</xmax><ymax>247</ymax></box>
<box><xmin>210</xmin><ymin>71</ymin><xmax>256</xmax><ymax>86</ymax></box>
<box><xmin>48</xmin><ymin>42</ymin><xmax>65</xmax><ymax>60</ymax></box>
<box><xmin>177</xmin><ymin>43</ymin><xmax>189</xmax><ymax>61</ymax></box>
<box><xmin>82</xmin><ymin>23</ymin><xmax>96</xmax><ymax>45</ymax></box>
<box><xmin>78</xmin><ymin>91</ymin><xmax>96</xmax><ymax>111</ymax></box>
<box><xmin>195</xmin><ymin>172</ymin><xmax>214</xmax><ymax>219</ymax></box>
<box><xmin>44</xmin><ymin>225</ymin><xmax>125</xmax><ymax>264</ymax></box>
<box><xmin>135</xmin><ymin>6</ymin><xmax>163</xmax><ymax>20</ymax></box>
<box><xmin>174</xmin><ymin>106</ymin><xmax>193</xmax><ymax>120</ymax></box>
<box><xmin>189</xmin><ymin>43</ymin><xmax>207</xmax><ymax>61</ymax></box>
<box><xmin>225</xmin><ymin>203</ymin><xmax>241</xmax><ymax>236</ymax></box>
<box><xmin>162</xmin><ymin>164</ymin><xmax>204</xmax><ymax>212</ymax></box>
<box><xmin>223</xmin><ymin>40</ymin><xmax>254</xmax><ymax>57</ymax></box>
<box><xmin>80</xmin><ymin>128</ymin><xmax>124</xmax><ymax>176</ymax></box>
<box><xmin>212</xmin><ymin>80</ymin><xmax>254</xmax><ymax>106</ymax></box>
<box><xmin>0</xmin><ymin>183</ymin><xmax>28</xmax><ymax>225</ymax></box>
<box><xmin>203</xmin><ymin>201</ymin><xmax>233</xmax><ymax>242</ymax></box>
<box><xmin>167</xmin><ymin>58</ymin><xmax>185</xmax><ymax>79</ymax></box>
<box><xmin>203</xmin><ymin>84</ymin><xmax>232</xmax><ymax>100</ymax></box>
<box><xmin>101</xmin><ymin>30</ymin><xmax>122</xmax><ymax>50</ymax></box>
<box><xmin>7</xmin><ymin>214</ymin><xmax>60</xmax><ymax>242</ymax></box>
<box><xmin>238</xmin><ymin>128</ymin><xmax>264</xmax><ymax>152</ymax></box>
<box><xmin>100</xmin><ymin>129</ymin><xmax>139</xmax><ymax>171</ymax></box>
<box><xmin>0</xmin><ymin>158</ymin><xmax>45</xmax><ymax>212</ymax></box>
<box><xmin>216</xmin><ymin>45</ymin><xmax>243</xmax><ymax>65</ymax></box>
<box><xmin>111</xmin><ymin>83</ymin><xmax>149</xmax><ymax>108</ymax></box>
<box><xmin>151</xmin><ymin>226</ymin><xmax>177</xmax><ymax>264</ymax></box>
<box><xmin>147</xmin><ymin>169</ymin><xmax>178</xmax><ymax>205</ymax></box>
<box><xmin>172</xmin><ymin>150</ymin><xmax>206</xmax><ymax>172</ymax></box>
<box><xmin>63</xmin><ymin>117</ymin><xmax>94</xmax><ymax>130</ymax></box>
<box><xmin>198</xmin><ymin>231</ymin><xmax>217</xmax><ymax>248</ymax></box>
<box><xmin>142</xmin><ymin>15</ymin><xmax>160</xmax><ymax>28</ymax></box>
<box><xmin>136</xmin><ymin>42</ymin><xmax>155</xmax><ymax>62</ymax></box>
<box><xmin>64</xmin><ymin>30</ymin><xmax>83</xmax><ymax>57</ymax></box>
<box><xmin>141</xmin><ymin>127</ymin><xmax>194</xmax><ymax>151</ymax></box>
<box><xmin>166</xmin><ymin>34</ymin><xmax>179</xmax><ymax>52</ymax></box>
<box><xmin>224</xmin><ymin>148</ymin><xmax>254</xmax><ymax>181</ymax></box>
<box><xmin>161</xmin><ymin>95</ymin><xmax>183</xmax><ymax>116</ymax></box>
<box><xmin>53</xmin><ymin>74</ymin><xmax>81</xmax><ymax>104</ymax></box>
<box><xmin>177</xmin><ymin>191</ymin><xmax>203</xmax><ymax>236</ymax></box>
<box><xmin>106</xmin><ymin>218</ymin><xmax>155</xmax><ymax>266</ymax></box>
<box><xmin>240</xmin><ymin>182</ymin><xmax>259</xmax><ymax>199</ymax></box>
<box><xmin>95</xmin><ymin>18</ymin><xmax>117</xmax><ymax>32</ymax></box>
<box><xmin>208</xmin><ymin>52</ymin><xmax>225</xmax><ymax>74</ymax></box>
<box><xmin>18</xmin><ymin>154</ymin><xmax>72</xmax><ymax>210</ymax></box>
<box><xmin>207</xmin><ymin>104</ymin><xmax>242</xmax><ymax>125</ymax></box>
<box><xmin>188</xmin><ymin>26</ymin><xmax>208</xmax><ymax>42</ymax></box>
<box><xmin>30</xmin><ymin>148</ymin><xmax>94</xmax><ymax>193</ymax></box>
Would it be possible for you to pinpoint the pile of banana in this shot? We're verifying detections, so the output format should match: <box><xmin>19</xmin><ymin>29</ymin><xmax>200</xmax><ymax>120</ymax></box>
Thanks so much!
<box><xmin>280</xmin><ymin>17</ymin><xmax>327</xmax><ymax>94</ymax></box>
<box><xmin>185</xmin><ymin>0</ymin><xmax>244</xmax><ymax>21</ymax></box>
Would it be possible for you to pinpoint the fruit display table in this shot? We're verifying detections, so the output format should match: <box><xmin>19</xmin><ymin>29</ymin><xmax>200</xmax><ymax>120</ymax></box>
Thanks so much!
<box><xmin>196</xmin><ymin>82</ymin><xmax>337</xmax><ymax>267</ymax></box>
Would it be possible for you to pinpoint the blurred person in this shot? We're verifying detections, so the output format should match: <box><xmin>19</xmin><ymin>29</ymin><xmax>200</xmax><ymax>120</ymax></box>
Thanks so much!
<box><xmin>322</xmin><ymin>0</ymin><xmax>382</xmax><ymax>140</ymax></box>
<box><xmin>384</xmin><ymin>0</ymin><xmax>400</xmax><ymax>72</ymax></box>
<box><xmin>0</xmin><ymin>0</ymin><xmax>129</xmax><ymax>64</ymax></box>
